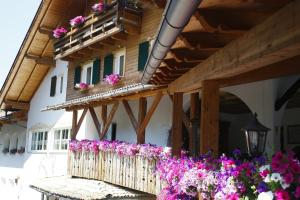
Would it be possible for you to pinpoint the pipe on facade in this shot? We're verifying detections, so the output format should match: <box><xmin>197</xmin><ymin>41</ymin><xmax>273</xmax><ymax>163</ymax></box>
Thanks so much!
<box><xmin>141</xmin><ymin>0</ymin><xmax>201</xmax><ymax>84</ymax></box>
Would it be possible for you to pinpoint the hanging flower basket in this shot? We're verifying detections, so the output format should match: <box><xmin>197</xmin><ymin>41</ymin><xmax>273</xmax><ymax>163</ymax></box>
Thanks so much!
<box><xmin>17</xmin><ymin>147</ymin><xmax>25</xmax><ymax>154</ymax></box>
<box><xmin>75</xmin><ymin>82</ymin><xmax>94</xmax><ymax>92</ymax></box>
<box><xmin>104</xmin><ymin>74</ymin><xmax>120</xmax><ymax>86</ymax></box>
<box><xmin>70</xmin><ymin>16</ymin><xmax>86</xmax><ymax>28</ymax></box>
<box><xmin>2</xmin><ymin>148</ymin><xmax>9</xmax><ymax>154</ymax></box>
<box><xmin>92</xmin><ymin>2</ymin><xmax>105</xmax><ymax>16</ymax></box>
<box><xmin>52</xmin><ymin>27</ymin><xmax>68</xmax><ymax>39</ymax></box>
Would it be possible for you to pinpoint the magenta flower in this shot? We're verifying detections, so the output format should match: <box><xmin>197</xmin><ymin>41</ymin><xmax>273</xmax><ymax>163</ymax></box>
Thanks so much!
<box><xmin>53</xmin><ymin>27</ymin><xmax>67</xmax><ymax>39</ymax></box>
<box><xmin>92</xmin><ymin>2</ymin><xmax>104</xmax><ymax>13</ymax></box>
<box><xmin>275</xmin><ymin>189</ymin><xmax>290</xmax><ymax>200</ymax></box>
<box><xmin>295</xmin><ymin>186</ymin><xmax>300</xmax><ymax>198</ymax></box>
<box><xmin>70</xmin><ymin>16</ymin><xmax>86</xmax><ymax>27</ymax></box>
<box><xmin>104</xmin><ymin>73</ymin><xmax>120</xmax><ymax>85</ymax></box>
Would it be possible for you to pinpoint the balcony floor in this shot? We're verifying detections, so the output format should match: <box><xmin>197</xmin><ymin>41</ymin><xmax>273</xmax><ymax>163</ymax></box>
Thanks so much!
<box><xmin>30</xmin><ymin>176</ymin><xmax>156</xmax><ymax>200</ymax></box>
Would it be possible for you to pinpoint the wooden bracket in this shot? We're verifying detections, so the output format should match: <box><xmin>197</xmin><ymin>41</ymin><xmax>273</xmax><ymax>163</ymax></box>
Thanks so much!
<box><xmin>100</xmin><ymin>102</ymin><xmax>119</xmax><ymax>139</ymax></box>
<box><xmin>71</xmin><ymin>109</ymin><xmax>88</xmax><ymax>140</ymax></box>
<box><xmin>122</xmin><ymin>100</ymin><xmax>138</xmax><ymax>134</ymax></box>
<box><xmin>89</xmin><ymin>107</ymin><xmax>102</xmax><ymax>138</ymax></box>
<box><xmin>25</xmin><ymin>54</ymin><xmax>55</xmax><ymax>66</ymax></box>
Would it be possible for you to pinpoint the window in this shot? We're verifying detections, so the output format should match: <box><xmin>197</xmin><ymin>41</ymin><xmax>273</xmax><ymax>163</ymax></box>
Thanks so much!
<box><xmin>31</xmin><ymin>131</ymin><xmax>48</xmax><ymax>151</ymax></box>
<box><xmin>81</xmin><ymin>62</ymin><xmax>93</xmax><ymax>85</ymax></box>
<box><xmin>53</xmin><ymin>129</ymin><xmax>70</xmax><ymax>150</ymax></box>
<box><xmin>114</xmin><ymin>49</ymin><xmax>125</xmax><ymax>76</ymax></box>
<box><xmin>59</xmin><ymin>76</ymin><xmax>63</xmax><ymax>94</ymax></box>
<box><xmin>50</xmin><ymin>76</ymin><xmax>57</xmax><ymax>97</ymax></box>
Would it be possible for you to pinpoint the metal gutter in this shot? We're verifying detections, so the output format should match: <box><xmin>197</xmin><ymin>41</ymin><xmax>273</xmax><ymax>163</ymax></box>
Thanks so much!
<box><xmin>141</xmin><ymin>0</ymin><xmax>201</xmax><ymax>84</ymax></box>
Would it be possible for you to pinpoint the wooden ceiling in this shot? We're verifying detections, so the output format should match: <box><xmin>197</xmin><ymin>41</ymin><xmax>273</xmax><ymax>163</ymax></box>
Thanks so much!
<box><xmin>149</xmin><ymin>0</ymin><xmax>292</xmax><ymax>85</ymax></box>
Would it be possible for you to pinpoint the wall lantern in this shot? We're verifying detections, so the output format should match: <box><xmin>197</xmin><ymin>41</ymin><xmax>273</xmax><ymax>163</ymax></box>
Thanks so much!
<box><xmin>242</xmin><ymin>113</ymin><xmax>270</xmax><ymax>157</ymax></box>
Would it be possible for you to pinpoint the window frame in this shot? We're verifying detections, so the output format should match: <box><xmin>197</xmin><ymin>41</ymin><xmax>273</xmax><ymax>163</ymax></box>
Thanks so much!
<box><xmin>29</xmin><ymin>129</ymin><xmax>49</xmax><ymax>153</ymax></box>
<box><xmin>113</xmin><ymin>49</ymin><xmax>126</xmax><ymax>77</ymax></box>
<box><xmin>51</xmin><ymin>127</ymin><xmax>71</xmax><ymax>152</ymax></box>
<box><xmin>81</xmin><ymin>62</ymin><xmax>93</xmax><ymax>85</ymax></box>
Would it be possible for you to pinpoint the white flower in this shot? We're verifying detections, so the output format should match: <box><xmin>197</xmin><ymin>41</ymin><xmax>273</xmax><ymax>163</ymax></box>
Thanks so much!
<box><xmin>280</xmin><ymin>179</ymin><xmax>290</xmax><ymax>189</ymax></box>
<box><xmin>258</xmin><ymin>191</ymin><xmax>274</xmax><ymax>200</ymax></box>
<box><xmin>259</xmin><ymin>165</ymin><xmax>270</xmax><ymax>173</ymax></box>
<box><xmin>270</xmin><ymin>173</ymin><xmax>282</xmax><ymax>183</ymax></box>
<box><xmin>264</xmin><ymin>174</ymin><xmax>271</xmax><ymax>183</ymax></box>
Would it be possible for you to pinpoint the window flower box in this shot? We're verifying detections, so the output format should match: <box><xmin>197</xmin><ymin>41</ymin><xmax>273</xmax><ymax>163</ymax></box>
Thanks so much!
<box><xmin>2</xmin><ymin>148</ymin><xmax>9</xmax><ymax>154</ymax></box>
<box><xmin>17</xmin><ymin>147</ymin><xmax>25</xmax><ymax>154</ymax></box>
<box><xmin>74</xmin><ymin>83</ymin><xmax>94</xmax><ymax>92</ymax></box>
<box><xmin>70</xmin><ymin>16</ymin><xmax>86</xmax><ymax>28</ymax></box>
<box><xmin>53</xmin><ymin>27</ymin><xmax>68</xmax><ymax>39</ymax></box>
<box><xmin>104</xmin><ymin>74</ymin><xmax>120</xmax><ymax>86</ymax></box>
<box><xmin>10</xmin><ymin>148</ymin><xmax>17</xmax><ymax>155</ymax></box>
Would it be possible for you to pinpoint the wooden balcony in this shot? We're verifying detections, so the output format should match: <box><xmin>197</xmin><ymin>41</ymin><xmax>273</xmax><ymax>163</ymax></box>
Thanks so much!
<box><xmin>54</xmin><ymin>4</ymin><xmax>142</xmax><ymax>60</ymax></box>
<box><xmin>67</xmin><ymin>150</ymin><xmax>164</xmax><ymax>195</ymax></box>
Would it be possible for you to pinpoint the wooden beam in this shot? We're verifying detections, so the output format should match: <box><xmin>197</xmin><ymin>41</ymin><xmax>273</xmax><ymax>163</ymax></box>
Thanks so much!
<box><xmin>138</xmin><ymin>93</ymin><xmax>163</xmax><ymax>135</ymax></box>
<box><xmin>122</xmin><ymin>100</ymin><xmax>138</xmax><ymax>134</ymax></box>
<box><xmin>100</xmin><ymin>102</ymin><xmax>119</xmax><ymax>139</ymax></box>
<box><xmin>74</xmin><ymin>109</ymin><xmax>88</xmax><ymax>138</ymax></box>
<box><xmin>275</xmin><ymin>78</ymin><xmax>300</xmax><ymax>111</ymax></box>
<box><xmin>138</xmin><ymin>97</ymin><xmax>147</xmax><ymax>144</ymax></box>
<box><xmin>200</xmin><ymin>81</ymin><xmax>219</xmax><ymax>155</ymax></box>
<box><xmin>169</xmin><ymin>1</ymin><xmax>300</xmax><ymax>93</ymax></box>
<box><xmin>89</xmin><ymin>107</ymin><xmax>102</xmax><ymax>138</ymax></box>
<box><xmin>101</xmin><ymin>105</ymin><xmax>107</xmax><ymax>128</ymax></box>
<box><xmin>189</xmin><ymin>93</ymin><xmax>200</xmax><ymax>156</ymax></box>
<box><xmin>38</xmin><ymin>26</ymin><xmax>53</xmax><ymax>36</ymax></box>
<box><xmin>3</xmin><ymin>100</ymin><xmax>30</xmax><ymax>110</ymax></box>
<box><xmin>25</xmin><ymin>54</ymin><xmax>55</xmax><ymax>66</ymax></box>
<box><xmin>168</xmin><ymin>94</ymin><xmax>190</xmax><ymax>130</ymax></box>
<box><xmin>172</xmin><ymin>93</ymin><xmax>183</xmax><ymax>156</ymax></box>
<box><xmin>71</xmin><ymin>110</ymin><xmax>78</xmax><ymax>140</ymax></box>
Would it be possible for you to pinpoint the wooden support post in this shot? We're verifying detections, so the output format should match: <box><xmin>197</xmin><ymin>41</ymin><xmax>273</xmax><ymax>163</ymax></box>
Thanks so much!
<box><xmin>101</xmin><ymin>105</ymin><xmax>107</xmax><ymax>129</ymax></box>
<box><xmin>172</xmin><ymin>92</ymin><xmax>183</xmax><ymax>157</ymax></box>
<box><xmin>138</xmin><ymin>93</ymin><xmax>162</xmax><ymax>135</ymax></box>
<box><xmin>189</xmin><ymin>93</ymin><xmax>200</xmax><ymax>156</ymax></box>
<box><xmin>100</xmin><ymin>102</ymin><xmax>119</xmax><ymax>139</ymax></box>
<box><xmin>89</xmin><ymin>107</ymin><xmax>102</xmax><ymax>138</ymax></box>
<box><xmin>71</xmin><ymin>110</ymin><xmax>78</xmax><ymax>140</ymax></box>
<box><xmin>122</xmin><ymin>100</ymin><xmax>138</xmax><ymax>133</ymax></box>
<box><xmin>200</xmin><ymin>81</ymin><xmax>219</xmax><ymax>155</ymax></box>
<box><xmin>138</xmin><ymin>97</ymin><xmax>147</xmax><ymax>144</ymax></box>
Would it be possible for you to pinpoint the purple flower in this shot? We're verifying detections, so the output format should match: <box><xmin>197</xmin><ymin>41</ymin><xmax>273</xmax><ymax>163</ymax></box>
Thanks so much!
<box><xmin>53</xmin><ymin>27</ymin><xmax>67</xmax><ymax>39</ymax></box>
<box><xmin>257</xmin><ymin>182</ymin><xmax>268</xmax><ymax>193</ymax></box>
<box><xmin>92</xmin><ymin>2</ymin><xmax>105</xmax><ymax>13</ymax></box>
<box><xmin>104</xmin><ymin>73</ymin><xmax>120</xmax><ymax>86</ymax></box>
<box><xmin>70</xmin><ymin>16</ymin><xmax>86</xmax><ymax>27</ymax></box>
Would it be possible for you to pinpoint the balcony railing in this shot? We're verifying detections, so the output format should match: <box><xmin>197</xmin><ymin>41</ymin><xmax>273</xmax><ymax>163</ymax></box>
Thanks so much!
<box><xmin>67</xmin><ymin>150</ymin><xmax>164</xmax><ymax>195</ymax></box>
<box><xmin>54</xmin><ymin>3</ymin><xmax>142</xmax><ymax>60</ymax></box>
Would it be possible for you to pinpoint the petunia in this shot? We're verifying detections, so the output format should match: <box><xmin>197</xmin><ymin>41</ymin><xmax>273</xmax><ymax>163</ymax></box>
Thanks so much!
<box><xmin>257</xmin><ymin>191</ymin><xmax>274</xmax><ymax>200</ymax></box>
<box><xmin>275</xmin><ymin>189</ymin><xmax>290</xmax><ymax>200</ymax></box>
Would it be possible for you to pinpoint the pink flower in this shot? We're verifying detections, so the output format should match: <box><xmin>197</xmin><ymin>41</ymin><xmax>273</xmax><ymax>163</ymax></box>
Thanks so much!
<box><xmin>92</xmin><ymin>2</ymin><xmax>104</xmax><ymax>13</ymax></box>
<box><xmin>53</xmin><ymin>27</ymin><xmax>67</xmax><ymax>39</ymax></box>
<box><xmin>104</xmin><ymin>73</ymin><xmax>120</xmax><ymax>85</ymax></box>
<box><xmin>295</xmin><ymin>186</ymin><xmax>300</xmax><ymax>198</ymax></box>
<box><xmin>70</xmin><ymin>16</ymin><xmax>86</xmax><ymax>27</ymax></box>
<box><xmin>260</xmin><ymin>169</ymin><xmax>270</xmax><ymax>178</ymax></box>
<box><xmin>226</xmin><ymin>193</ymin><xmax>239</xmax><ymax>200</ymax></box>
<box><xmin>275</xmin><ymin>189</ymin><xmax>290</xmax><ymax>200</ymax></box>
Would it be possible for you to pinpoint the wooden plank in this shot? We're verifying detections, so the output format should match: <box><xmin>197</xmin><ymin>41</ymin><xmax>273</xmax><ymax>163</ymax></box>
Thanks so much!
<box><xmin>169</xmin><ymin>1</ymin><xmax>300</xmax><ymax>93</ymax></box>
<box><xmin>172</xmin><ymin>92</ymin><xmax>183</xmax><ymax>156</ymax></box>
<box><xmin>89</xmin><ymin>107</ymin><xmax>102</xmax><ymax>138</ymax></box>
<box><xmin>100</xmin><ymin>102</ymin><xmax>119</xmax><ymax>139</ymax></box>
<box><xmin>138</xmin><ymin>97</ymin><xmax>147</xmax><ymax>144</ymax></box>
<box><xmin>138</xmin><ymin>93</ymin><xmax>162</xmax><ymax>135</ymax></box>
<box><xmin>122</xmin><ymin>100</ymin><xmax>138</xmax><ymax>134</ymax></box>
<box><xmin>101</xmin><ymin>105</ymin><xmax>107</xmax><ymax>130</ymax></box>
<box><xmin>200</xmin><ymin>81</ymin><xmax>219</xmax><ymax>155</ymax></box>
<box><xmin>3</xmin><ymin>100</ymin><xmax>30</xmax><ymax>110</ymax></box>
<box><xmin>71</xmin><ymin>110</ymin><xmax>78</xmax><ymax>140</ymax></box>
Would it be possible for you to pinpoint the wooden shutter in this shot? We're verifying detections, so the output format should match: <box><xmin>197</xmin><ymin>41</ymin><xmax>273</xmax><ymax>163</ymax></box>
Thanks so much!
<box><xmin>74</xmin><ymin>66</ymin><xmax>81</xmax><ymax>85</ymax></box>
<box><xmin>138</xmin><ymin>41</ymin><xmax>149</xmax><ymax>71</ymax></box>
<box><xmin>103</xmin><ymin>54</ymin><xmax>113</xmax><ymax>78</ymax></box>
<box><xmin>50</xmin><ymin>76</ymin><xmax>57</xmax><ymax>97</ymax></box>
<box><xmin>92</xmin><ymin>58</ymin><xmax>101</xmax><ymax>84</ymax></box>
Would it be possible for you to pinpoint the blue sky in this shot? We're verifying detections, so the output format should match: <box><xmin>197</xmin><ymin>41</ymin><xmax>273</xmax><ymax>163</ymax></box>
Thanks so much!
<box><xmin>0</xmin><ymin>0</ymin><xmax>41</xmax><ymax>88</ymax></box>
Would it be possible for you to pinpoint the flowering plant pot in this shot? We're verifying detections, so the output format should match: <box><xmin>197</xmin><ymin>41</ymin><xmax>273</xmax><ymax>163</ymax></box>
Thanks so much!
<box><xmin>70</xmin><ymin>16</ymin><xmax>86</xmax><ymax>28</ymax></box>
<box><xmin>10</xmin><ymin>148</ymin><xmax>17</xmax><ymax>155</ymax></box>
<box><xmin>92</xmin><ymin>2</ymin><xmax>105</xmax><ymax>16</ymax></box>
<box><xmin>104</xmin><ymin>74</ymin><xmax>120</xmax><ymax>86</ymax></box>
<box><xmin>2</xmin><ymin>148</ymin><xmax>9</xmax><ymax>154</ymax></box>
<box><xmin>52</xmin><ymin>27</ymin><xmax>68</xmax><ymax>39</ymax></box>
<box><xmin>17</xmin><ymin>147</ymin><xmax>25</xmax><ymax>154</ymax></box>
<box><xmin>74</xmin><ymin>83</ymin><xmax>94</xmax><ymax>92</ymax></box>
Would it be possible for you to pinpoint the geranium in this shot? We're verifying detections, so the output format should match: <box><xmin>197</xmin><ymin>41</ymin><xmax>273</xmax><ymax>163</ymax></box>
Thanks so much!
<box><xmin>104</xmin><ymin>73</ymin><xmax>120</xmax><ymax>85</ymax></box>
<box><xmin>75</xmin><ymin>82</ymin><xmax>90</xmax><ymax>90</ymax></box>
<box><xmin>92</xmin><ymin>2</ymin><xmax>105</xmax><ymax>13</ymax></box>
<box><xmin>70</xmin><ymin>16</ymin><xmax>86</xmax><ymax>27</ymax></box>
<box><xmin>53</xmin><ymin>27</ymin><xmax>67</xmax><ymax>39</ymax></box>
